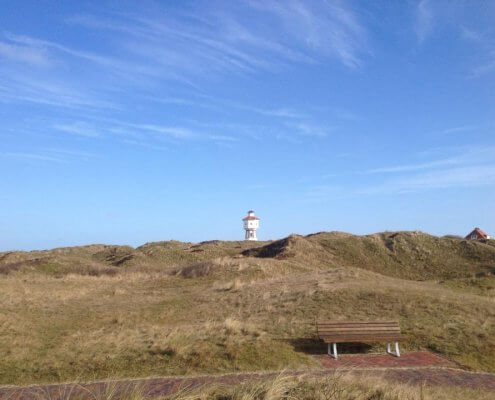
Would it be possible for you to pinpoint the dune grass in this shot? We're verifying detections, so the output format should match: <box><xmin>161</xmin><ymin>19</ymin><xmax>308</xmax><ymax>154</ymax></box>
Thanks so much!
<box><xmin>0</xmin><ymin>232</ymin><xmax>494</xmax><ymax>386</ymax></box>
<box><xmin>1</xmin><ymin>265</ymin><xmax>494</xmax><ymax>385</ymax></box>
<box><xmin>161</xmin><ymin>374</ymin><xmax>495</xmax><ymax>400</ymax></box>
<box><xmin>15</xmin><ymin>373</ymin><xmax>495</xmax><ymax>400</ymax></box>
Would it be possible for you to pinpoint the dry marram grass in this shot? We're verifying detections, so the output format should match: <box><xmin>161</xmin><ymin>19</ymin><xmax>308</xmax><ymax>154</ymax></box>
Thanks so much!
<box><xmin>0</xmin><ymin>231</ymin><xmax>494</xmax><ymax>387</ymax></box>
<box><xmin>13</xmin><ymin>373</ymin><xmax>495</xmax><ymax>400</ymax></box>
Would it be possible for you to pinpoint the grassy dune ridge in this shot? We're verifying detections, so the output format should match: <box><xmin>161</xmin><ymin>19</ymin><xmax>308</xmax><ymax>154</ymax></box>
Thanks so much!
<box><xmin>0</xmin><ymin>231</ymin><xmax>494</xmax><ymax>385</ymax></box>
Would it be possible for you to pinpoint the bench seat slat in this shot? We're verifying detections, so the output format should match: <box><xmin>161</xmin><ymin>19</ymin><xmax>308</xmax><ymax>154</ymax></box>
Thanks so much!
<box><xmin>318</xmin><ymin>327</ymin><xmax>401</xmax><ymax>332</ymax></box>
<box><xmin>321</xmin><ymin>339</ymin><xmax>400</xmax><ymax>343</ymax></box>
<box><xmin>320</xmin><ymin>332</ymin><xmax>402</xmax><ymax>336</ymax></box>
<box><xmin>321</xmin><ymin>336</ymin><xmax>401</xmax><ymax>340</ymax></box>
<box><xmin>318</xmin><ymin>326</ymin><xmax>399</xmax><ymax>330</ymax></box>
<box><xmin>319</xmin><ymin>332</ymin><xmax>400</xmax><ymax>336</ymax></box>
<box><xmin>321</xmin><ymin>335</ymin><xmax>401</xmax><ymax>342</ymax></box>
<box><xmin>317</xmin><ymin>321</ymin><xmax>401</xmax><ymax>344</ymax></box>
<box><xmin>319</xmin><ymin>324</ymin><xmax>398</xmax><ymax>325</ymax></box>
<box><xmin>320</xmin><ymin>333</ymin><xmax>402</xmax><ymax>338</ymax></box>
<box><xmin>319</xmin><ymin>331</ymin><xmax>401</xmax><ymax>336</ymax></box>
<box><xmin>317</xmin><ymin>322</ymin><xmax>400</xmax><ymax>327</ymax></box>
<box><xmin>317</xmin><ymin>321</ymin><xmax>397</xmax><ymax>323</ymax></box>
<box><xmin>317</xmin><ymin>322</ymin><xmax>399</xmax><ymax>326</ymax></box>
<box><xmin>317</xmin><ymin>321</ymin><xmax>398</xmax><ymax>324</ymax></box>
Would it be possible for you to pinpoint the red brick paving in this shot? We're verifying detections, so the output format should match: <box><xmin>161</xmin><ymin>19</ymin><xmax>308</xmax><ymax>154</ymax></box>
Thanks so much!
<box><xmin>382</xmin><ymin>369</ymin><xmax>495</xmax><ymax>391</ymax></box>
<box><xmin>317</xmin><ymin>351</ymin><xmax>457</xmax><ymax>369</ymax></box>
<box><xmin>1</xmin><ymin>353</ymin><xmax>495</xmax><ymax>399</ymax></box>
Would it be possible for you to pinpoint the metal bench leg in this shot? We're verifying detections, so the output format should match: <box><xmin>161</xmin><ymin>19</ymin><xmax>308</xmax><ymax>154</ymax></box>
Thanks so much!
<box><xmin>386</xmin><ymin>342</ymin><xmax>400</xmax><ymax>357</ymax></box>
<box><xmin>327</xmin><ymin>343</ymin><xmax>338</xmax><ymax>359</ymax></box>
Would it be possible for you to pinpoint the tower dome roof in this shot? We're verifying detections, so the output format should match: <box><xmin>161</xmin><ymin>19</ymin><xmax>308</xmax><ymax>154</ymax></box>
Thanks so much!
<box><xmin>243</xmin><ymin>210</ymin><xmax>259</xmax><ymax>221</ymax></box>
<box><xmin>243</xmin><ymin>215</ymin><xmax>260</xmax><ymax>221</ymax></box>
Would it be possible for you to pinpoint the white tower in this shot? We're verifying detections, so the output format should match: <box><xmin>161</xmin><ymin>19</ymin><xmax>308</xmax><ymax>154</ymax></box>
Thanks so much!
<box><xmin>243</xmin><ymin>210</ymin><xmax>260</xmax><ymax>241</ymax></box>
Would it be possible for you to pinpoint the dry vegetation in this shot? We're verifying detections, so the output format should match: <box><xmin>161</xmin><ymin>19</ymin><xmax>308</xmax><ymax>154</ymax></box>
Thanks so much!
<box><xmin>15</xmin><ymin>374</ymin><xmax>495</xmax><ymax>400</ymax></box>
<box><xmin>171</xmin><ymin>374</ymin><xmax>495</xmax><ymax>400</ymax></box>
<box><xmin>1</xmin><ymin>232</ymin><xmax>495</xmax><ymax>388</ymax></box>
<box><xmin>170</xmin><ymin>374</ymin><xmax>494</xmax><ymax>400</ymax></box>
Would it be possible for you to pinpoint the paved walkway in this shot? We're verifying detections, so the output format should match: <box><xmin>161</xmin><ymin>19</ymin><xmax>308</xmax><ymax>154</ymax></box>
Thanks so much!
<box><xmin>2</xmin><ymin>352</ymin><xmax>495</xmax><ymax>399</ymax></box>
<box><xmin>316</xmin><ymin>351</ymin><xmax>457</xmax><ymax>369</ymax></box>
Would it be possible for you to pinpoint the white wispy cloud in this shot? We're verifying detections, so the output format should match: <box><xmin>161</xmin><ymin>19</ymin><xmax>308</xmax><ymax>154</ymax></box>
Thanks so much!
<box><xmin>460</xmin><ymin>26</ymin><xmax>495</xmax><ymax>78</ymax></box>
<box><xmin>3</xmin><ymin>32</ymin><xmax>177</xmax><ymax>86</ymax></box>
<box><xmin>360</xmin><ymin>165</ymin><xmax>495</xmax><ymax>195</ymax></box>
<box><xmin>49</xmin><ymin>117</ymin><xmax>242</xmax><ymax>146</ymax></box>
<box><xmin>69</xmin><ymin>14</ymin><xmax>281</xmax><ymax>76</ymax></box>
<box><xmin>469</xmin><ymin>52</ymin><xmax>495</xmax><ymax>78</ymax></box>
<box><xmin>366</xmin><ymin>145</ymin><xmax>495</xmax><ymax>174</ymax></box>
<box><xmin>0</xmin><ymin>33</ymin><xmax>119</xmax><ymax>111</ymax></box>
<box><xmin>3</xmin><ymin>148</ymin><xmax>95</xmax><ymax>164</ymax></box>
<box><xmin>146</xmin><ymin>93</ymin><xmax>323</xmax><ymax>142</ymax></box>
<box><xmin>366</xmin><ymin>158</ymin><xmax>459</xmax><ymax>174</ymax></box>
<box><xmin>289</xmin><ymin>121</ymin><xmax>330</xmax><ymax>137</ymax></box>
<box><xmin>460</xmin><ymin>26</ymin><xmax>483</xmax><ymax>42</ymax></box>
<box><xmin>135</xmin><ymin>124</ymin><xmax>195</xmax><ymax>139</ymax></box>
<box><xmin>69</xmin><ymin>0</ymin><xmax>369</xmax><ymax>75</ymax></box>
<box><xmin>415</xmin><ymin>0</ymin><xmax>434</xmax><ymax>43</ymax></box>
<box><xmin>126</xmin><ymin>123</ymin><xmax>237</xmax><ymax>143</ymax></box>
<box><xmin>4</xmin><ymin>152</ymin><xmax>66</xmax><ymax>163</ymax></box>
<box><xmin>0</xmin><ymin>72</ymin><xmax>117</xmax><ymax>110</ymax></box>
<box><xmin>121</xmin><ymin>138</ymin><xmax>169</xmax><ymax>151</ymax></box>
<box><xmin>53</xmin><ymin>122</ymin><xmax>102</xmax><ymax>138</ymax></box>
<box><xmin>0</xmin><ymin>40</ymin><xmax>51</xmax><ymax>66</ymax></box>
<box><xmin>208</xmin><ymin>135</ymin><xmax>238</xmax><ymax>142</ymax></box>
<box><xmin>239</xmin><ymin>105</ymin><xmax>304</xmax><ymax>119</ymax></box>
<box><xmin>437</xmin><ymin>125</ymin><xmax>479</xmax><ymax>135</ymax></box>
<box><xmin>305</xmin><ymin>163</ymin><xmax>495</xmax><ymax>202</ymax></box>
<box><xmin>305</xmin><ymin>146</ymin><xmax>495</xmax><ymax>202</ymax></box>
<box><xmin>45</xmin><ymin>148</ymin><xmax>97</xmax><ymax>159</ymax></box>
<box><xmin>412</xmin><ymin>2</ymin><xmax>495</xmax><ymax>78</ymax></box>
<box><xmin>246</xmin><ymin>0</ymin><xmax>369</xmax><ymax>69</ymax></box>
<box><xmin>52</xmin><ymin>119</ymin><xmax>195</xmax><ymax>140</ymax></box>
<box><xmin>146</xmin><ymin>94</ymin><xmax>306</xmax><ymax>122</ymax></box>
<box><xmin>0</xmin><ymin>1</ymin><xmax>371</xmax><ymax>126</ymax></box>
<box><xmin>147</xmin><ymin>96</ymin><xmax>219</xmax><ymax>110</ymax></box>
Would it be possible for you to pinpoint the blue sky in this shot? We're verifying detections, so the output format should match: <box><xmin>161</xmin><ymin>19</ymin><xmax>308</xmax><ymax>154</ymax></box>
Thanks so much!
<box><xmin>1</xmin><ymin>0</ymin><xmax>494</xmax><ymax>250</ymax></box>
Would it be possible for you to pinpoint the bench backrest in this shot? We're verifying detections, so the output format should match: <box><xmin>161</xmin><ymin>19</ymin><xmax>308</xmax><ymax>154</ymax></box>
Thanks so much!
<box><xmin>317</xmin><ymin>321</ymin><xmax>401</xmax><ymax>343</ymax></box>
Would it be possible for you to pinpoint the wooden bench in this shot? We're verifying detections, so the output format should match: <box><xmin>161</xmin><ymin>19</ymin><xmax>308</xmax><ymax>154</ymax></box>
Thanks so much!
<box><xmin>317</xmin><ymin>321</ymin><xmax>402</xmax><ymax>359</ymax></box>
